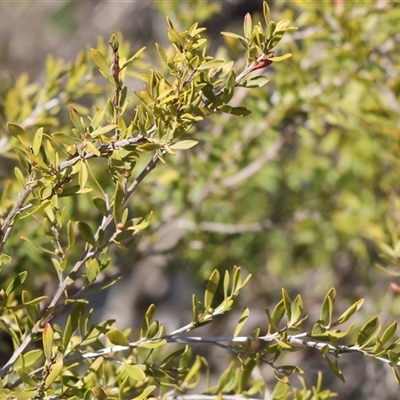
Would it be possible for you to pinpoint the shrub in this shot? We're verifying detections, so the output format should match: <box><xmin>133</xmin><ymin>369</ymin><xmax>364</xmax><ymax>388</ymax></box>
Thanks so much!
<box><xmin>1</xmin><ymin>2</ymin><xmax>400</xmax><ymax>399</ymax></box>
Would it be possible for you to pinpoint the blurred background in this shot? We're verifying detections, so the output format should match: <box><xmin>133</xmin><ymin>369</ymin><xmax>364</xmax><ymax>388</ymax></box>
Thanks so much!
<box><xmin>1</xmin><ymin>0</ymin><xmax>400</xmax><ymax>398</ymax></box>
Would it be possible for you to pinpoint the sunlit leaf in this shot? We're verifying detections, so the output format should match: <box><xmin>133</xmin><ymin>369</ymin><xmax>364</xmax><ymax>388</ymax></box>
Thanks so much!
<box><xmin>42</xmin><ymin>322</ymin><xmax>54</xmax><ymax>361</ymax></box>
<box><xmin>233</xmin><ymin>307</ymin><xmax>249</xmax><ymax>337</ymax></box>
<box><xmin>204</xmin><ymin>269</ymin><xmax>220</xmax><ymax>311</ymax></box>
<box><xmin>107</xmin><ymin>329</ymin><xmax>130</xmax><ymax>346</ymax></box>
<box><xmin>356</xmin><ymin>316</ymin><xmax>380</xmax><ymax>347</ymax></box>
<box><xmin>170</xmin><ymin>140</ymin><xmax>199</xmax><ymax>150</ymax></box>
<box><xmin>76</xmin><ymin>221</ymin><xmax>96</xmax><ymax>246</ymax></box>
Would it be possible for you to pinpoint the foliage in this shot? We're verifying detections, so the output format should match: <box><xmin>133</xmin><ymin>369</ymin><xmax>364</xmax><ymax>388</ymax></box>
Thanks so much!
<box><xmin>1</xmin><ymin>1</ymin><xmax>400</xmax><ymax>399</ymax></box>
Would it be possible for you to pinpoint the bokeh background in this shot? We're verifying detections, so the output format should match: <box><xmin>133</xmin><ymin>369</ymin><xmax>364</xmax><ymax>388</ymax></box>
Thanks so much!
<box><xmin>1</xmin><ymin>1</ymin><xmax>400</xmax><ymax>398</ymax></box>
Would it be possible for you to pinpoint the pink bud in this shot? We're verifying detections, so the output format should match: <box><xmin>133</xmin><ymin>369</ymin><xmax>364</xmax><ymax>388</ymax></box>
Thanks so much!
<box><xmin>250</xmin><ymin>59</ymin><xmax>273</xmax><ymax>72</ymax></box>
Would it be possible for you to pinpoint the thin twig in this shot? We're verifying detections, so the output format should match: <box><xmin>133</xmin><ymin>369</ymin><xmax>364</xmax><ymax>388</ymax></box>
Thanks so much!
<box><xmin>7</xmin><ymin>326</ymin><xmax>399</xmax><ymax>390</ymax></box>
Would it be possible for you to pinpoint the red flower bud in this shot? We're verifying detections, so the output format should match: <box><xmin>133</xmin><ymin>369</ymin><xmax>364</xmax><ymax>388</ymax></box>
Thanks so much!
<box><xmin>250</xmin><ymin>58</ymin><xmax>273</xmax><ymax>72</ymax></box>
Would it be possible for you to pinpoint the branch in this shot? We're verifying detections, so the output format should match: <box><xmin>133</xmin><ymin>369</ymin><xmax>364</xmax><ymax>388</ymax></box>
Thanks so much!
<box><xmin>7</xmin><ymin>325</ymin><xmax>399</xmax><ymax>390</ymax></box>
<box><xmin>0</xmin><ymin>133</ymin><xmax>151</xmax><ymax>255</ymax></box>
<box><xmin>0</xmin><ymin>181</ymin><xmax>37</xmax><ymax>253</ymax></box>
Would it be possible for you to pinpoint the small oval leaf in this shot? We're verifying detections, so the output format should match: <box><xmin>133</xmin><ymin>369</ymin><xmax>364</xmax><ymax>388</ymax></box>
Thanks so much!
<box><xmin>107</xmin><ymin>329</ymin><xmax>130</xmax><ymax>346</ymax></box>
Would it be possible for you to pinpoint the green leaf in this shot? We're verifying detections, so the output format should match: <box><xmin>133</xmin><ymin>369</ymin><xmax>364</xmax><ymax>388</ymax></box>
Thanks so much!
<box><xmin>182</xmin><ymin>356</ymin><xmax>202</xmax><ymax>389</ymax></box>
<box><xmin>336</xmin><ymin>299</ymin><xmax>364</xmax><ymax>325</ymax></box>
<box><xmin>388</xmin><ymin>350</ymin><xmax>399</xmax><ymax>366</ymax></box>
<box><xmin>121</xmin><ymin>46</ymin><xmax>146</xmax><ymax>70</ymax></box>
<box><xmin>126</xmin><ymin>212</ymin><xmax>153</xmax><ymax>233</ymax></box>
<box><xmin>7</xmin><ymin>123</ymin><xmax>29</xmax><ymax>141</ymax></box>
<box><xmin>78</xmin><ymin>160</ymin><xmax>89</xmax><ymax>191</ymax></box>
<box><xmin>42</xmin><ymin>322</ymin><xmax>54</xmax><ymax>361</ymax></box>
<box><xmin>263</xmin><ymin>1</ymin><xmax>271</xmax><ymax>24</ymax></box>
<box><xmin>51</xmin><ymin>132</ymin><xmax>81</xmax><ymax>145</ymax></box>
<box><xmin>76</xmin><ymin>221</ymin><xmax>96</xmax><ymax>246</ymax></box>
<box><xmin>0</xmin><ymin>254</ymin><xmax>12</xmax><ymax>266</ymax></box>
<box><xmin>113</xmin><ymin>182</ymin><xmax>124</xmax><ymax>226</ymax></box>
<box><xmin>141</xmin><ymin>303</ymin><xmax>156</xmax><ymax>338</ymax></box>
<box><xmin>14</xmin><ymin>148</ymin><xmax>30</xmax><ymax>172</ymax></box>
<box><xmin>62</xmin><ymin>302</ymin><xmax>86</xmax><ymax>352</ymax></box>
<box><xmin>322</xmin><ymin>354</ymin><xmax>345</xmax><ymax>382</ymax></box>
<box><xmin>6</xmin><ymin>271</ymin><xmax>28</xmax><ymax>295</ymax></box>
<box><xmin>269</xmin><ymin>32</ymin><xmax>286</xmax><ymax>49</ymax></box>
<box><xmin>356</xmin><ymin>316</ymin><xmax>380</xmax><ymax>347</ymax></box>
<box><xmin>91</xmin><ymin>48</ymin><xmax>114</xmax><ymax>86</ymax></box>
<box><xmin>146</xmin><ymin>320</ymin><xmax>162</xmax><ymax>339</ymax></box>
<box><xmin>282</xmin><ymin>288</ymin><xmax>292</xmax><ymax>324</ymax></box>
<box><xmin>311</xmin><ymin>321</ymin><xmax>326</xmax><ymax>337</ymax></box>
<box><xmin>107</xmin><ymin>329</ymin><xmax>130</xmax><ymax>346</ymax></box>
<box><xmin>243</xmin><ymin>13</ymin><xmax>252</xmax><ymax>41</ymax></box>
<box><xmin>291</xmin><ymin>295</ymin><xmax>303</xmax><ymax>325</ymax></box>
<box><xmin>275</xmin><ymin>337</ymin><xmax>292</xmax><ymax>350</ymax></box>
<box><xmin>267</xmin><ymin>53</ymin><xmax>293</xmax><ymax>62</ymax></box>
<box><xmin>167</xmin><ymin>26</ymin><xmax>184</xmax><ymax>47</ymax></box>
<box><xmin>92</xmin><ymin>387</ymin><xmax>107</xmax><ymax>400</ymax></box>
<box><xmin>192</xmin><ymin>294</ymin><xmax>200</xmax><ymax>324</ymax></box>
<box><xmin>210</xmin><ymin>361</ymin><xmax>235</xmax><ymax>393</ymax></box>
<box><xmin>233</xmin><ymin>307</ymin><xmax>249</xmax><ymax>337</ymax></box>
<box><xmin>380</xmin><ymin>321</ymin><xmax>397</xmax><ymax>346</ymax></box>
<box><xmin>93</xmin><ymin>197</ymin><xmax>108</xmax><ymax>215</ymax></box>
<box><xmin>327</xmin><ymin>323</ymin><xmax>354</xmax><ymax>339</ymax></box>
<box><xmin>137</xmin><ymin>142</ymin><xmax>162</xmax><ymax>151</ymax></box>
<box><xmin>238</xmin><ymin>76</ymin><xmax>269</xmax><ymax>88</ymax></box>
<box><xmin>277</xmin><ymin>365</ymin><xmax>304</xmax><ymax>377</ymax></box>
<box><xmin>86</xmin><ymin>258</ymin><xmax>100</xmax><ymax>283</ymax></box>
<box><xmin>6</xmin><ymin>391</ymin><xmax>38</xmax><ymax>399</ymax></box>
<box><xmin>223</xmin><ymin>270</ymin><xmax>230</xmax><ymax>300</ymax></box>
<box><xmin>139</xmin><ymin>338</ymin><xmax>166</xmax><ymax>349</ymax></box>
<box><xmin>45</xmin><ymin>358</ymin><xmax>63</xmax><ymax>386</ymax></box>
<box><xmin>20</xmin><ymin>199</ymin><xmax>51</xmax><ymax>220</ymax></box>
<box><xmin>14</xmin><ymin>349</ymin><xmax>43</xmax><ymax>370</ymax></box>
<box><xmin>320</xmin><ymin>288</ymin><xmax>336</xmax><ymax>325</ymax></box>
<box><xmin>197</xmin><ymin>59</ymin><xmax>225</xmax><ymax>71</ymax></box>
<box><xmin>69</xmin><ymin>105</ymin><xmax>85</xmax><ymax>132</ymax></box>
<box><xmin>122</xmin><ymin>364</ymin><xmax>146</xmax><ymax>381</ymax></box>
<box><xmin>275</xmin><ymin>19</ymin><xmax>292</xmax><ymax>32</ymax></box>
<box><xmin>155</xmin><ymin>43</ymin><xmax>172</xmax><ymax>68</ymax></box>
<box><xmin>269</xmin><ymin>379</ymin><xmax>290</xmax><ymax>398</ymax></box>
<box><xmin>90</xmin><ymin>124</ymin><xmax>117</xmax><ymax>138</ymax></box>
<box><xmin>221</xmin><ymin>31</ymin><xmax>248</xmax><ymax>49</ymax></box>
<box><xmin>84</xmin><ymin>140</ymin><xmax>101</xmax><ymax>157</ymax></box>
<box><xmin>80</xmin><ymin>357</ymin><xmax>104</xmax><ymax>385</ymax></box>
<box><xmin>130</xmin><ymin>385</ymin><xmax>156</xmax><ymax>400</ymax></box>
<box><xmin>14</xmin><ymin>167</ymin><xmax>26</xmax><ymax>188</ymax></box>
<box><xmin>32</xmin><ymin>127</ymin><xmax>44</xmax><ymax>155</ymax></box>
<box><xmin>204</xmin><ymin>269</ymin><xmax>220</xmax><ymax>310</ymax></box>
<box><xmin>218</xmin><ymin>105</ymin><xmax>251</xmax><ymax>116</ymax></box>
<box><xmin>15</xmin><ymin>369</ymin><xmax>38</xmax><ymax>387</ymax></box>
<box><xmin>169</xmin><ymin>140</ymin><xmax>199</xmax><ymax>150</ymax></box>
<box><xmin>21</xmin><ymin>291</ymin><xmax>47</xmax><ymax>306</ymax></box>
<box><xmin>238</xmin><ymin>357</ymin><xmax>257</xmax><ymax>393</ymax></box>
<box><xmin>90</xmin><ymin>107</ymin><xmax>106</xmax><ymax>130</ymax></box>
<box><xmin>39</xmin><ymin>183</ymin><xmax>53</xmax><ymax>200</ymax></box>
<box><xmin>266</xmin><ymin>299</ymin><xmax>285</xmax><ymax>333</ymax></box>
<box><xmin>67</xmin><ymin>220</ymin><xmax>75</xmax><ymax>251</ymax></box>
<box><xmin>391</xmin><ymin>366</ymin><xmax>400</xmax><ymax>384</ymax></box>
